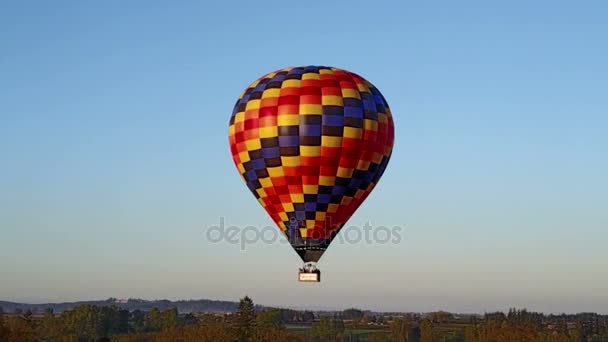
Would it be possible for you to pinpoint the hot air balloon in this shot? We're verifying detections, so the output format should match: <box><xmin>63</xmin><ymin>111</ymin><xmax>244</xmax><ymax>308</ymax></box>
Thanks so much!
<box><xmin>228</xmin><ymin>66</ymin><xmax>394</xmax><ymax>282</ymax></box>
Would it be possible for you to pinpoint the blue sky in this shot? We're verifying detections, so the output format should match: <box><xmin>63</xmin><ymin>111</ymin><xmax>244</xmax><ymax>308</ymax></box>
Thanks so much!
<box><xmin>1</xmin><ymin>0</ymin><xmax>607</xmax><ymax>313</ymax></box>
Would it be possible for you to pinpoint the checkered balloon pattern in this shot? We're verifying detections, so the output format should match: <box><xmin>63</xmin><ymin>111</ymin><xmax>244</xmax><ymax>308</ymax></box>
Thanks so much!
<box><xmin>228</xmin><ymin>66</ymin><xmax>394</xmax><ymax>262</ymax></box>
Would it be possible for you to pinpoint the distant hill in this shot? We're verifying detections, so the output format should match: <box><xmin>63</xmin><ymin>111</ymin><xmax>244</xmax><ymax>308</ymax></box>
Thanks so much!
<box><xmin>0</xmin><ymin>298</ymin><xmax>241</xmax><ymax>314</ymax></box>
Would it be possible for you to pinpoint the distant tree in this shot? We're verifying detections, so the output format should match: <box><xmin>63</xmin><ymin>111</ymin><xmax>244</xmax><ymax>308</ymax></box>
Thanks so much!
<box><xmin>508</xmin><ymin>307</ymin><xmax>517</xmax><ymax>323</ymax></box>
<box><xmin>200</xmin><ymin>313</ymin><xmax>224</xmax><ymax>325</ymax></box>
<box><xmin>568</xmin><ymin>321</ymin><xmax>582</xmax><ymax>342</ymax></box>
<box><xmin>335</xmin><ymin>318</ymin><xmax>345</xmax><ymax>334</ymax></box>
<box><xmin>485</xmin><ymin>311</ymin><xmax>507</xmax><ymax>321</ymax></box>
<box><xmin>40</xmin><ymin>308</ymin><xmax>59</xmax><ymax>340</ymax></box>
<box><xmin>145</xmin><ymin>307</ymin><xmax>163</xmax><ymax>332</ymax></box>
<box><xmin>310</xmin><ymin>316</ymin><xmax>332</xmax><ymax>341</ymax></box>
<box><xmin>430</xmin><ymin>311</ymin><xmax>452</xmax><ymax>323</ymax></box>
<box><xmin>360</xmin><ymin>313</ymin><xmax>373</xmax><ymax>326</ymax></box>
<box><xmin>179</xmin><ymin>312</ymin><xmax>199</xmax><ymax>326</ymax></box>
<box><xmin>465</xmin><ymin>324</ymin><xmax>478</xmax><ymax>342</ymax></box>
<box><xmin>129</xmin><ymin>309</ymin><xmax>145</xmax><ymax>333</ymax></box>
<box><xmin>475</xmin><ymin>318</ymin><xmax>539</xmax><ymax>342</ymax></box>
<box><xmin>257</xmin><ymin>309</ymin><xmax>283</xmax><ymax>329</ymax></box>
<box><xmin>342</xmin><ymin>308</ymin><xmax>365</xmax><ymax>320</ymax></box>
<box><xmin>254</xmin><ymin>308</ymin><xmax>307</xmax><ymax>342</ymax></box>
<box><xmin>309</xmin><ymin>316</ymin><xmax>344</xmax><ymax>341</ymax></box>
<box><xmin>97</xmin><ymin>306</ymin><xmax>115</xmax><ymax>336</ymax></box>
<box><xmin>235</xmin><ymin>296</ymin><xmax>256</xmax><ymax>342</ymax></box>
<box><xmin>161</xmin><ymin>307</ymin><xmax>178</xmax><ymax>330</ymax></box>
<box><xmin>61</xmin><ymin>304</ymin><xmax>108</xmax><ymax>339</ymax></box>
<box><xmin>0</xmin><ymin>310</ymin><xmax>9</xmax><ymax>341</ymax></box>
<box><xmin>420</xmin><ymin>319</ymin><xmax>433</xmax><ymax>342</ymax></box>
<box><xmin>390</xmin><ymin>319</ymin><xmax>411</xmax><ymax>342</ymax></box>
<box><xmin>116</xmin><ymin>308</ymin><xmax>130</xmax><ymax>334</ymax></box>
<box><xmin>4</xmin><ymin>316</ymin><xmax>37</xmax><ymax>342</ymax></box>
<box><xmin>301</xmin><ymin>310</ymin><xmax>315</xmax><ymax>322</ymax></box>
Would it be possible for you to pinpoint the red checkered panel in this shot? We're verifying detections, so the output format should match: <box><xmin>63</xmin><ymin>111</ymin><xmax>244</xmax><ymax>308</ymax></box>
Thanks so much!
<box><xmin>228</xmin><ymin>66</ymin><xmax>394</xmax><ymax>262</ymax></box>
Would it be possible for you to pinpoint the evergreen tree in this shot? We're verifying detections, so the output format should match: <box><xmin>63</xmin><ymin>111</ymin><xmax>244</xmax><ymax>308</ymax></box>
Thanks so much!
<box><xmin>235</xmin><ymin>296</ymin><xmax>256</xmax><ymax>341</ymax></box>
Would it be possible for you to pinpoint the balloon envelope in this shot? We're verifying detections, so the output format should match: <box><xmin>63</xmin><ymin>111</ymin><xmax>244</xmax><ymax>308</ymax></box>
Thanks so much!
<box><xmin>228</xmin><ymin>66</ymin><xmax>394</xmax><ymax>262</ymax></box>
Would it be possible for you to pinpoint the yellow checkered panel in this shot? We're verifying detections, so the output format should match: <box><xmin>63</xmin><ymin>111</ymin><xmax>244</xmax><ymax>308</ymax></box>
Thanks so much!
<box><xmin>228</xmin><ymin>66</ymin><xmax>394</xmax><ymax>262</ymax></box>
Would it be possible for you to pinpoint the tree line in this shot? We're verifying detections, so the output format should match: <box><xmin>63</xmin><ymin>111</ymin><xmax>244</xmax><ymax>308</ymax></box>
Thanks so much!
<box><xmin>0</xmin><ymin>305</ymin><xmax>185</xmax><ymax>341</ymax></box>
<box><xmin>1</xmin><ymin>301</ymin><xmax>607</xmax><ymax>341</ymax></box>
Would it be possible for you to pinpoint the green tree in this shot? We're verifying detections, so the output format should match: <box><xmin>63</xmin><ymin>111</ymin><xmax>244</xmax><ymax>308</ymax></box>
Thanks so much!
<box><xmin>235</xmin><ymin>296</ymin><xmax>256</xmax><ymax>342</ymax></box>
<box><xmin>342</xmin><ymin>308</ymin><xmax>365</xmax><ymax>320</ymax></box>
<box><xmin>40</xmin><ymin>308</ymin><xmax>60</xmax><ymax>340</ymax></box>
<box><xmin>4</xmin><ymin>316</ymin><xmax>37</xmax><ymax>342</ymax></box>
<box><xmin>116</xmin><ymin>308</ymin><xmax>130</xmax><ymax>334</ymax></box>
<box><xmin>130</xmin><ymin>310</ymin><xmax>146</xmax><ymax>333</ymax></box>
<box><xmin>180</xmin><ymin>312</ymin><xmax>199</xmax><ymax>326</ymax></box>
<box><xmin>255</xmin><ymin>308</ymin><xmax>305</xmax><ymax>342</ymax></box>
<box><xmin>145</xmin><ymin>307</ymin><xmax>163</xmax><ymax>332</ymax></box>
<box><xmin>61</xmin><ymin>304</ymin><xmax>100</xmax><ymax>339</ymax></box>
<box><xmin>161</xmin><ymin>307</ymin><xmax>178</xmax><ymax>330</ymax></box>
<box><xmin>256</xmin><ymin>308</ymin><xmax>283</xmax><ymax>329</ymax></box>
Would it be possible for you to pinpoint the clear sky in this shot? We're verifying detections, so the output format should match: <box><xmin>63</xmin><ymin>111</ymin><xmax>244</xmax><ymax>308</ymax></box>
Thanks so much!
<box><xmin>1</xmin><ymin>0</ymin><xmax>607</xmax><ymax>314</ymax></box>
